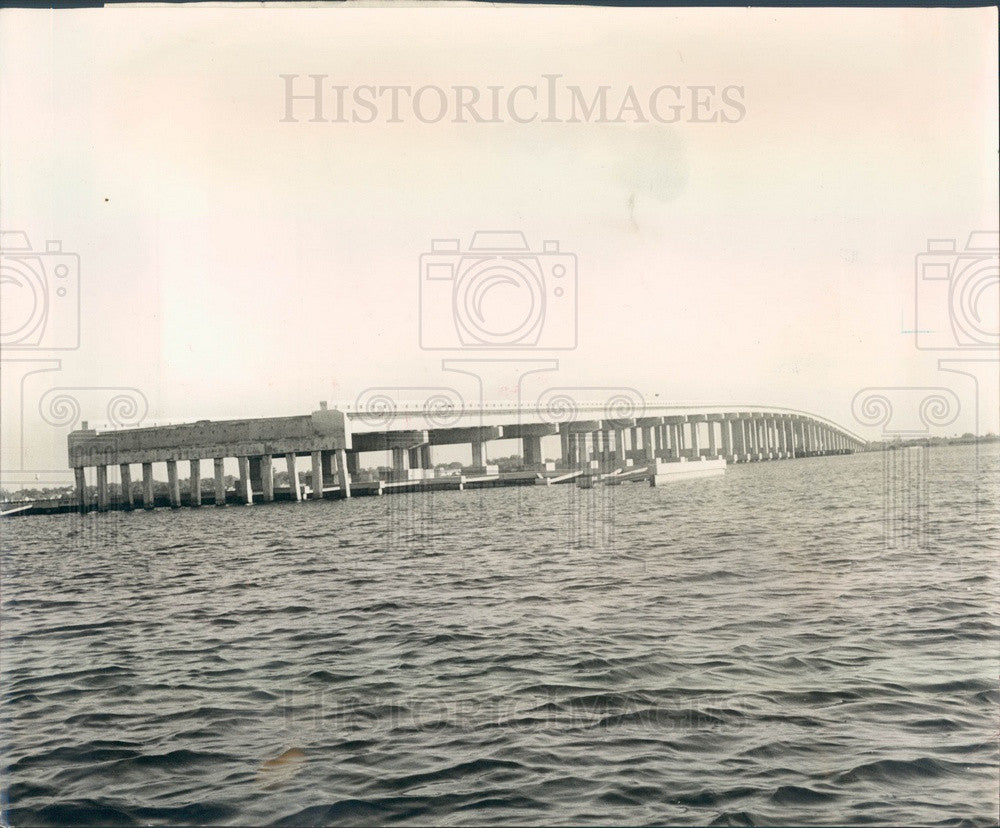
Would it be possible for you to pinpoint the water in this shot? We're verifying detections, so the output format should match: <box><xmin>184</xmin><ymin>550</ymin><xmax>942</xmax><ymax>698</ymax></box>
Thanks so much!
<box><xmin>3</xmin><ymin>445</ymin><xmax>998</xmax><ymax>826</ymax></box>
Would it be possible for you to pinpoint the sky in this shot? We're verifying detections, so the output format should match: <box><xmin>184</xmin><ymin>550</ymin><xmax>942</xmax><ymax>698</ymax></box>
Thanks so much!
<box><xmin>1</xmin><ymin>5</ymin><xmax>997</xmax><ymax>484</ymax></box>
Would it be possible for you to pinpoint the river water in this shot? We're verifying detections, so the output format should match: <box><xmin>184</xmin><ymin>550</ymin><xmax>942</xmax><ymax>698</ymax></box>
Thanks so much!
<box><xmin>2</xmin><ymin>444</ymin><xmax>998</xmax><ymax>826</ymax></box>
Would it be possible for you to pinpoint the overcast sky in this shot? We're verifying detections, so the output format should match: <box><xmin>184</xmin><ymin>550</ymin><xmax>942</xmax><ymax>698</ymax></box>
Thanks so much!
<box><xmin>1</xmin><ymin>5</ymin><xmax>997</xmax><ymax>481</ymax></box>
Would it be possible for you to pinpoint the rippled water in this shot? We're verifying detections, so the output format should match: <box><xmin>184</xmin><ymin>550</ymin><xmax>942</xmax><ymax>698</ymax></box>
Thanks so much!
<box><xmin>3</xmin><ymin>444</ymin><xmax>998</xmax><ymax>826</ymax></box>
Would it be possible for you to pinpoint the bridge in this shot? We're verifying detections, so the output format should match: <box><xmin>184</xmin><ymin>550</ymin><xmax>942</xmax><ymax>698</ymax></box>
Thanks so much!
<box><xmin>64</xmin><ymin>401</ymin><xmax>866</xmax><ymax>513</ymax></box>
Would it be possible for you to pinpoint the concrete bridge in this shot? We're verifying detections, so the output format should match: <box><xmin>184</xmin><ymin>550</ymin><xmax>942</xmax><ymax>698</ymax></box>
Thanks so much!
<box><xmin>66</xmin><ymin>401</ymin><xmax>866</xmax><ymax>512</ymax></box>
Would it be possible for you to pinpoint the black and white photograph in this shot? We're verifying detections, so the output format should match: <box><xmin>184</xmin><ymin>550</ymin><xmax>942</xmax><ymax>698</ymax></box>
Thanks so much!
<box><xmin>1</xmin><ymin>3</ymin><xmax>998</xmax><ymax>826</ymax></box>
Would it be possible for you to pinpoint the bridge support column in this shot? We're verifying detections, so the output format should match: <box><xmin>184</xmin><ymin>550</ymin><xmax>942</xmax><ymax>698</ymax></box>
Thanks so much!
<box><xmin>642</xmin><ymin>426</ymin><xmax>656</xmax><ymax>462</ymax></box>
<box><xmin>708</xmin><ymin>422</ymin><xmax>718</xmax><ymax>457</ymax></box>
<box><xmin>522</xmin><ymin>435</ymin><xmax>543</xmax><ymax>467</ymax></box>
<box><xmin>167</xmin><ymin>460</ymin><xmax>181</xmax><ymax>508</ymax></box>
<box><xmin>407</xmin><ymin>446</ymin><xmax>422</xmax><ymax>470</ymax></box>
<box><xmin>311</xmin><ymin>451</ymin><xmax>324</xmax><ymax>499</ymax></box>
<box><xmin>238</xmin><ymin>456</ymin><xmax>254</xmax><ymax>504</ymax></box>
<box><xmin>653</xmin><ymin>426</ymin><xmax>665</xmax><ymax>459</ymax></box>
<box><xmin>214</xmin><ymin>458</ymin><xmax>226</xmax><ymax>506</ymax></box>
<box><xmin>560</xmin><ymin>431</ymin><xmax>571</xmax><ymax>467</ymax></box>
<box><xmin>642</xmin><ymin>426</ymin><xmax>656</xmax><ymax>463</ymax></box>
<box><xmin>722</xmin><ymin>420</ymin><xmax>733</xmax><ymax>459</ymax></box>
<box><xmin>261</xmin><ymin>454</ymin><xmax>274</xmax><ymax>502</ymax></box>
<box><xmin>321</xmin><ymin>450</ymin><xmax>337</xmax><ymax>481</ymax></box>
<box><xmin>408</xmin><ymin>444</ymin><xmax>432</xmax><ymax>472</ymax></box>
<box><xmin>470</xmin><ymin>441</ymin><xmax>486</xmax><ymax>468</ymax></box>
<box><xmin>285</xmin><ymin>453</ymin><xmax>300</xmax><ymax>501</ymax></box>
<box><xmin>142</xmin><ymin>462</ymin><xmax>154</xmax><ymax>509</ymax></box>
<box><xmin>674</xmin><ymin>423</ymin><xmax>685</xmax><ymax>457</ymax></box>
<box><xmin>689</xmin><ymin>420</ymin><xmax>701</xmax><ymax>458</ymax></box>
<box><xmin>248</xmin><ymin>456</ymin><xmax>263</xmax><ymax>495</ymax></box>
<box><xmin>615</xmin><ymin>428</ymin><xmax>629</xmax><ymax>465</ymax></box>
<box><xmin>119</xmin><ymin>463</ymin><xmax>134</xmax><ymax>510</ymax></box>
<box><xmin>346</xmin><ymin>451</ymin><xmax>360</xmax><ymax>478</ymax></box>
<box><xmin>96</xmin><ymin>465</ymin><xmax>109</xmax><ymax>512</ymax></box>
<box><xmin>189</xmin><ymin>459</ymin><xmax>202</xmax><ymax>506</ymax></box>
<box><xmin>75</xmin><ymin>467</ymin><xmax>87</xmax><ymax>513</ymax></box>
<box><xmin>336</xmin><ymin>448</ymin><xmax>352</xmax><ymax>498</ymax></box>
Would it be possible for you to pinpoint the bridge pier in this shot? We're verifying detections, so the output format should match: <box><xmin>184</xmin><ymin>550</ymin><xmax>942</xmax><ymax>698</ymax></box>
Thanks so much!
<box><xmin>285</xmin><ymin>453</ymin><xmax>300</xmax><ymax>501</ymax></box>
<box><xmin>336</xmin><ymin>448</ymin><xmax>352</xmax><ymax>497</ymax></box>
<box><xmin>96</xmin><ymin>464</ymin><xmax>109</xmax><ymax>512</ymax></box>
<box><xmin>707</xmin><ymin>417</ymin><xmax>719</xmax><ymax>457</ymax></box>
<box><xmin>522</xmin><ymin>434</ymin><xmax>543</xmax><ymax>467</ymax></box>
<box><xmin>142</xmin><ymin>462</ymin><xmax>154</xmax><ymax>509</ymax></box>
<box><xmin>74</xmin><ymin>467</ymin><xmax>87</xmax><ymax>513</ymax></box>
<box><xmin>214</xmin><ymin>458</ymin><xmax>226</xmax><ymax>506</ymax></box>
<box><xmin>641</xmin><ymin>425</ymin><xmax>656</xmax><ymax>462</ymax></box>
<box><xmin>261</xmin><ymin>454</ymin><xmax>275</xmax><ymax>502</ymax></box>
<box><xmin>651</xmin><ymin>424</ymin><xmax>664</xmax><ymax>460</ymax></box>
<box><xmin>676</xmin><ymin>421</ymin><xmax>686</xmax><ymax>457</ymax></box>
<box><xmin>189</xmin><ymin>459</ymin><xmax>202</xmax><ymax>506</ymax></box>
<box><xmin>166</xmin><ymin>460</ymin><xmax>180</xmax><ymax>508</ymax></box>
<box><xmin>238</xmin><ymin>456</ymin><xmax>254</xmax><ymax>504</ymax></box>
<box><xmin>311</xmin><ymin>451</ymin><xmax>324</xmax><ymax>499</ymax></box>
<box><xmin>615</xmin><ymin>428</ymin><xmax>629</xmax><ymax>465</ymax></box>
<box><xmin>470</xmin><ymin>440</ymin><xmax>486</xmax><ymax>469</ymax></box>
<box><xmin>346</xmin><ymin>450</ymin><xmax>360</xmax><ymax>478</ymax></box>
<box><xmin>688</xmin><ymin>415</ymin><xmax>703</xmax><ymax>458</ymax></box>
<box><xmin>753</xmin><ymin>416</ymin><xmax>766</xmax><ymax>460</ymax></box>
<box><xmin>120</xmin><ymin>463</ymin><xmax>134</xmax><ymax>510</ymax></box>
